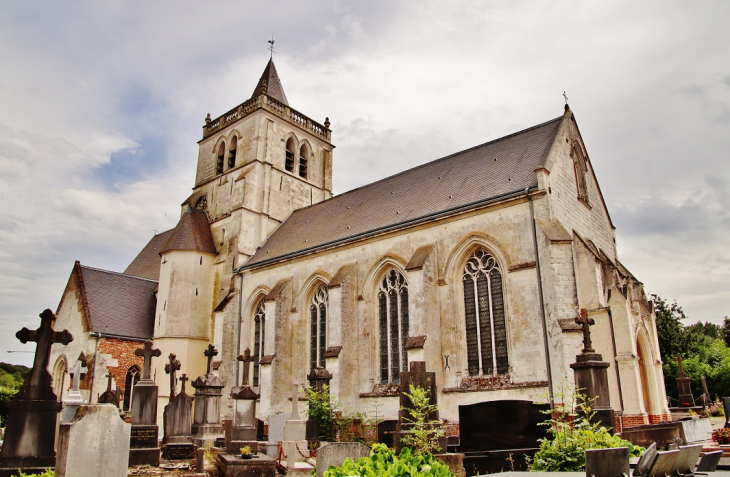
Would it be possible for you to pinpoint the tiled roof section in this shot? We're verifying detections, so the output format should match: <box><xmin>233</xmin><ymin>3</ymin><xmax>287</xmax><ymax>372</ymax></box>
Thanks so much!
<box><xmin>124</xmin><ymin>229</ymin><xmax>174</xmax><ymax>280</ymax></box>
<box><xmin>80</xmin><ymin>265</ymin><xmax>156</xmax><ymax>339</ymax></box>
<box><xmin>160</xmin><ymin>207</ymin><xmax>217</xmax><ymax>255</ymax></box>
<box><xmin>251</xmin><ymin>59</ymin><xmax>289</xmax><ymax>105</ymax></box>
<box><xmin>245</xmin><ymin>116</ymin><xmax>563</xmax><ymax>268</ymax></box>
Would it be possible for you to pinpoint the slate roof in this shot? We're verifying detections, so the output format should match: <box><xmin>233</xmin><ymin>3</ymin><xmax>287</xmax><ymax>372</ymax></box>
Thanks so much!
<box><xmin>160</xmin><ymin>207</ymin><xmax>217</xmax><ymax>255</ymax></box>
<box><xmin>251</xmin><ymin>58</ymin><xmax>289</xmax><ymax>105</ymax></box>
<box><xmin>124</xmin><ymin>229</ymin><xmax>174</xmax><ymax>280</ymax></box>
<box><xmin>78</xmin><ymin>264</ymin><xmax>157</xmax><ymax>339</ymax></box>
<box><xmin>243</xmin><ymin>115</ymin><xmax>564</xmax><ymax>269</ymax></box>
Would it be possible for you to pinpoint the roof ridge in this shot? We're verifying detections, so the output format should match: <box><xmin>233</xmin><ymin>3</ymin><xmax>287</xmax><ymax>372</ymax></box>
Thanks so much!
<box><xmin>79</xmin><ymin>264</ymin><xmax>159</xmax><ymax>283</ymax></box>
<box><xmin>287</xmin><ymin>115</ymin><xmax>562</xmax><ymax>217</ymax></box>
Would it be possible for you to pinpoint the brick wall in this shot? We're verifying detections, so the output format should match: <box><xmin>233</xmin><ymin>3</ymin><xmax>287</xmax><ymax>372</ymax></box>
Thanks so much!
<box><xmin>97</xmin><ymin>337</ymin><xmax>144</xmax><ymax>405</ymax></box>
<box><xmin>442</xmin><ymin>420</ymin><xmax>460</xmax><ymax>438</ymax></box>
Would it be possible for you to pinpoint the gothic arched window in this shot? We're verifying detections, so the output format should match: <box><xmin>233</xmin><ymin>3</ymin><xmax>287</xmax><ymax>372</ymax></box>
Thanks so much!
<box><xmin>285</xmin><ymin>138</ymin><xmax>295</xmax><ymax>173</ymax></box>
<box><xmin>228</xmin><ymin>136</ymin><xmax>238</xmax><ymax>170</ymax></box>
<box><xmin>309</xmin><ymin>285</ymin><xmax>328</xmax><ymax>370</ymax></box>
<box><xmin>253</xmin><ymin>300</ymin><xmax>265</xmax><ymax>387</ymax></box>
<box><xmin>572</xmin><ymin>144</ymin><xmax>589</xmax><ymax>205</ymax></box>
<box><xmin>52</xmin><ymin>356</ymin><xmax>67</xmax><ymax>401</ymax></box>
<box><xmin>216</xmin><ymin>142</ymin><xmax>226</xmax><ymax>175</ymax></box>
<box><xmin>462</xmin><ymin>248</ymin><xmax>508</xmax><ymax>376</ymax></box>
<box><xmin>378</xmin><ymin>269</ymin><xmax>409</xmax><ymax>384</ymax></box>
<box><xmin>123</xmin><ymin>365</ymin><xmax>141</xmax><ymax>412</ymax></box>
<box><xmin>298</xmin><ymin>144</ymin><xmax>308</xmax><ymax>179</ymax></box>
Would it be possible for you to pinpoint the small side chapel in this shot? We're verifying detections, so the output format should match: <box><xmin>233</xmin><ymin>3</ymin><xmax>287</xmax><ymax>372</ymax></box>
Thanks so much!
<box><xmin>49</xmin><ymin>57</ymin><xmax>670</xmax><ymax>433</ymax></box>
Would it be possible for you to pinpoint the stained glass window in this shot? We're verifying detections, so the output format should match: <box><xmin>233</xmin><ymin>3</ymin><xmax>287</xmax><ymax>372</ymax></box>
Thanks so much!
<box><xmin>378</xmin><ymin>269</ymin><xmax>409</xmax><ymax>383</ymax></box>
<box><xmin>462</xmin><ymin>249</ymin><xmax>508</xmax><ymax>376</ymax></box>
<box><xmin>310</xmin><ymin>285</ymin><xmax>328</xmax><ymax>369</ymax></box>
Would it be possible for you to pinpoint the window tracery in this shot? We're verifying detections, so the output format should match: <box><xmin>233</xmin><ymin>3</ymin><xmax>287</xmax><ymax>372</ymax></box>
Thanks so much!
<box><xmin>309</xmin><ymin>285</ymin><xmax>328</xmax><ymax>370</ymax></box>
<box><xmin>253</xmin><ymin>299</ymin><xmax>265</xmax><ymax>387</ymax></box>
<box><xmin>462</xmin><ymin>248</ymin><xmax>508</xmax><ymax>376</ymax></box>
<box><xmin>378</xmin><ymin>269</ymin><xmax>409</xmax><ymax>384</ymax></box>
<box><xmin>123</xmin><ymin>365</ymin><xmax>141</xmax><ymax>412</ymax></box>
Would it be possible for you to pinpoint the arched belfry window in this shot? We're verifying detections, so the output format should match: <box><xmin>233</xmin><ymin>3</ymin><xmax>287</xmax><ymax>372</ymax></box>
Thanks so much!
<box><xmin>298</xmin><ymin>144</ymin><xmax>308</xmax><ymax>179</ymax></box>
<box><xmin>285</xmin><ymin>138</ymin><xmax>295</xmax><ymax>173</ymax></box>
<box><xmin>253</xmin><ymin>300</ymin><xmax>265</xmax><ymax>387</ymax></box>
<box><xmin>378</xmin><ymin>269</ymin><xmax>409</xmax><ymax>384</ymax></box>
<box><xmin>572</xmin><ymin>144</ymin><xmax>589</xmax><ymax>205</ymax></box>
<box><xmin>462</xmin><ymin>248</ymin><xmax>508</xmax><ymax>376</ymax></box>
<box><xmin>123</xmin><ymin>365</ymin><xmax>141</xmax><ymax>412</ymax></box>
<box><xmin>228</xmin><ymin>136</ymin><xmax>238</xmax><ymax>170</ymax></box>
<box><xmin>216</xmin><ymin>142</ymin><xmax>226</xmax><ymax>175</ymax></box>
<box><xmin>309</xmin><ymin>285</ymin><xmax>328</xmax><ymax>370</ymax></box>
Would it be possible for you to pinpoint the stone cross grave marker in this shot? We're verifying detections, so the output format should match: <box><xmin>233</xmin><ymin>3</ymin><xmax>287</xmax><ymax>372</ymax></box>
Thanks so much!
<box><xmin>165</xmin><ymin>353</ymin><xmax>181</xmax><ymax>401</ymax></box>
<box><xmin>16</xmin><ymin>308</ymin><xmax>73</xmax><ymax>400</ymax></box>
<box><xmin>98</xmin><ymin>373</ymin><xmax>120</xmax><ymax>407</ymax></box>
<box><xmin>204</xmin><ymin>343</ymin><xmax>218</xmax><ymax>375</ymax></box>
<box><xmin>69</xmin><ymin>358</ymin><xmax>88</xmax><ymax>395</ymax></box>
<box><xmin>180</xmin><ymin>373</ymin><xmax>189</xmax><ymax>394</ymax></box>
<box><xmin>575</xmin><ymin>308</ymin><xmax>595</xmax><ymax>353</ymax></box>
<box><xmin>237</xmin><ymin>348</ymin><xmax>254</xmax><ymax>385</ymax></box>
<box><xmin>135</xmin><ymin>340</ymin><xmax>161</xmax><ymax>380</ymax></box>
<box><xmin>676</xmin><ymin>355</ymin><xmax>687</xmax><ymax>378</ymax></box>
<box><xmin>62</xmin><ymin>356</ymin><xmax>87</xmax><ymax>421</ymax></box>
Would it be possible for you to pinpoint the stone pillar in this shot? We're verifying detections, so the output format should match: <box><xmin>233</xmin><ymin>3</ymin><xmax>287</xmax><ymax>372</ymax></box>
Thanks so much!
<box><xmin>675</xmin><ymin>355</ymin><xmax>695</xmax><ymax>407</ymax></box>
<box><xmin>191</xmin><ymin>373</ymin><xmax>225</xmax><ymax>446</ymax></box>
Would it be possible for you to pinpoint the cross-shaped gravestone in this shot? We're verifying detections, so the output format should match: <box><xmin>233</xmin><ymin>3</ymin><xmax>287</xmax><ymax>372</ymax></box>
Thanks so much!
<box><xmin>575</xmin><ymin>308</ymin><xmax>595</xmax><ymax>353</ymax></box>
<box><xmin>179</xmin><ymin>374</ymin><xmax>189</xmax><ymax>395</ymax></box>
<box><xmin>105</xmin><ymin>373</ymin><xmax>114</xmax><ymax>393</ymax></box>
<box><xmin>165</xmin><ymin>353</ymin><xmax>181</xmax><ymax>400</ymax></box>
<box><xmin>134</xmin><ymin>340</ymin><xmax>161</xmax><ymax>380</ymax></box>
<box><xmin>237</xmin><ymin>348</ymin><xmax>254</xmax><ymax>386</ymax></box>
<box><xmin>204</xmin><ymin>343</ymin><xmax>218</xmax><ymax>375</ymax></box>
<box><xmin>69</xmin><ymin>358</ymin><xmax>88</xmax><ymax>393</ymax></box>
<box><xmin>676</xmin><ymin>355</ymin><xmax>687</xmax><ymax>378</ymax></box>
<box><xmin>16</xmin><ymin>309</ymin><xmax>73</xmax><ymax>395</ymax></box>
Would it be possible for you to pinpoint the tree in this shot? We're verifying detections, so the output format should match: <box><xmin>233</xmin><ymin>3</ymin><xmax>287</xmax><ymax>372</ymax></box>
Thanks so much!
<box><xmin>652</xmin><ymin>294</ymin><xmax>688</xmax><ymax>362</ymax></box>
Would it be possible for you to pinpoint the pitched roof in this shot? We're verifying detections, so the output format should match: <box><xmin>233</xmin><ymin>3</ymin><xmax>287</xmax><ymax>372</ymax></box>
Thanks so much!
<box><xmin>251</xmin><ymin>58</ymin><xmax>288</xmax><ymax>105</ymax></box>
<box><xmin>124</xmin><ymin>229</ymin><xmax>174</xmax><ymax>280</ymax></box>
<box><xmin>78</xmin><ymin>264</ymin><xmax>157</xmax><ymax>339</ymax></box>
<box><xmin>244</xmin><ymin>115</ymin><xmax>564</xmax><ymax>269</ymax></box>
<box><xmin>160</xmin><ymin>207</ymin><xmax>217</xmax><ymax>255</ymax></box>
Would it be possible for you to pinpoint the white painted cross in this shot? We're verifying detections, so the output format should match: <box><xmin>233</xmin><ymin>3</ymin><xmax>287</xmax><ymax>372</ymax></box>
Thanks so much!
<box><xmin>69</xmin><ymin>358</ymin><xmax>88</xmax><ymax>393</ymax></box>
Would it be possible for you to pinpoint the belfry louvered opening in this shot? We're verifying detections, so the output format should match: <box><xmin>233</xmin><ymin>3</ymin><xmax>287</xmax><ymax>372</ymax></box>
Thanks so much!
<box><xmin>462</xmin><ymin>248</ymin><xmax>508</xmax><ymax>376</ymax></box>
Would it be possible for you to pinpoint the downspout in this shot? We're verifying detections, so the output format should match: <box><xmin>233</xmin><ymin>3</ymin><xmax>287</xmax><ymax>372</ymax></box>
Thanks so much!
<box><xmin>527</xmin><ymin>187</ymin><xmax>555</xmax><ymax>407</ymax></box>
<box><xmin>235</xmin><ymin>272</ymin><xmax>244</xmax><ymax>387</ymax></box>
<box><xmin>89</xmin><ymin>331</ymin><xmax>100</xmax><ymax>403</ymax></box>
<box><xmin>607</xmin><ymin>304</ymin><xmax>625</xmax><ymax>433</ymax></box>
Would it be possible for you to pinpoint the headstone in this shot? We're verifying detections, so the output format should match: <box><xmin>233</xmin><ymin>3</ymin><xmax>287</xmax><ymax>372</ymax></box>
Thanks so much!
<box><xmin>164</xmin><ymin>352</ymin><xmax>181</xmax><ymax>401</ymax></box>
<box><xmin>673</xmin><ymin>444</ymin><xmax>703</xmax><ymax>475</ymax></box>
<box><xmin>55</xmin><ymin>404</ymin><xmax>131</xmax><ymax>477</ymax></box>
<box><xmin>396</xmin><ymin>361</ymin><xmax>444</xmax><ymax>453</ymax></box>
<box><xmin>237</xmin><ymin>348</ymin><xmax>255</xmax><ymax>386</ymax></box>
<box><xmin>701</xmin><ymin>376</ymin><xmax>712</xmax><ymax>408</ymax></box>
<box><xmin>98</xmin><ymin>373</ymin><xmax>120</xmax><ymax>408</ymax></box>
<box><xmin>633</xmin><ymin>442</ymin><xmax>657</xmax><ymax>477</ymax></box>
<box><xmin>192</xmin><ymin>344</ymin><xmax>225</xmax><ymax>446</ymax></box>
<box><xmin>162</xmin><ymin>373</ymin><xmax>194</xmax><ymax>460</ymax></box>
<box><xmin>307</xmin><ymin>367</ymin><xmax>332</xmax><ymax>394</ymax></box>
<box><xmin>585</xmin><ymin>447</ymin><xmax>629</xmax><ymax>477</ymax></box>
<box><xmin>675</xmin><ymin>355</ymin><xmax>695</xmax><ymax>407</ymax></box>
<box><xmin>570</xmin><ymin>309</ymin><xmax>615</xmax><ymax>429</ymax></box>
<box><xmin>646</xmin><ymin>450</ymin><xmax>679</xmax><ymax>477</ymax></box>
<box><xmin>678</xmin><ymin>417</ymin><xmax>713</xmax><ymax>443</ymax></box>
<box><xmin>315</xmin><ymin>442</ymin><xmax>369</xmax><ymax>477</ymax></box>
<box><xmin>62</xmin><ymin>356</ymin><xmax>88</xmax><ymax>422</ymax></box>
<box><xmin>0</xmin><ymin>309</ymin><xmax>73</xmax><ymax>477</ymax></box>
<box><xmin>282</xmin><ymin>385</ymin><xmax>311</xmax><ymax>469</ymax></box>
<box><xmin>225</xmin><ymin>385</ymin><xmax>260</xmax><ymax>455</ymax></box>
<box><xmin>129</xmin><ymin>340</ymin><xmax>161</xmax><ymax>466</ymax></box>
<box><xmin>266</xmin><ymin>412</ymin><xmax>291</xmax><ymax>458</ymax></box>
<box><xmin>458</xmin><ymin>400</ymin><xmax>550</xmax><ymax>452</ymax></box>
<box><xmin>696</xmin><ymin>450</ymin><xmax>723</xmax><ymax>472</ymax></box>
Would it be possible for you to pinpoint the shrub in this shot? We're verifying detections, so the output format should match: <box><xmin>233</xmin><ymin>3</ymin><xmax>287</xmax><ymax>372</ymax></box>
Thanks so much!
<box><xmin>400</xmin><ymin>385</ymin><xmax>445</xmax><ymax>455</ymax></box>
<box><xmin>529</xmin><ymin>390</ymin><xmax>643</xmax><ymax>471</ymax></box>
<box><xmin>323</xmin><ymin>443</ymin><xmax>453</xmax><ymax>477</ymax></box>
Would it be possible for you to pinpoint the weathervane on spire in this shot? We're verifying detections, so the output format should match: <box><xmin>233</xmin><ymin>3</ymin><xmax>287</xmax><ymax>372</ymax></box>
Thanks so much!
<box><xmin>268</xmin><ymin>34</ymin><xmax>276</xmax><ymax>59</ymax></box>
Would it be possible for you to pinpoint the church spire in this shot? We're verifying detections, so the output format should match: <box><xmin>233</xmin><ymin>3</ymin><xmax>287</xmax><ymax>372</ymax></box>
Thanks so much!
<box><xmin>251</xmin><ymin>58</ymin><xmax>289</xmax><ymax>105</ymax></box>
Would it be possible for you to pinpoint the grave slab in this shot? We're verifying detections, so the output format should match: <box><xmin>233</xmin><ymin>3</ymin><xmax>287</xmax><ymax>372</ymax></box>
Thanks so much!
<box><xmin>315</xmin><ymin>442</ymin><xmax>369</xmax><ymax>477</ymax></box>
<box><xmin>216</xmin><ymin>452</ymin><xmax>277</xmax><ymax>477</ymax></box>
<box><xmin>56</xmin><ymin>404</ymin><xmax>130</xmax><ymax>477</ymax></box>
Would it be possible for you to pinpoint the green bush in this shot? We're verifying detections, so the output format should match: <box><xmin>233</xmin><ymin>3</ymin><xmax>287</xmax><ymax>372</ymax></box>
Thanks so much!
<box><xmin>529</xmin><ymin>391</ymin><xmax>643</xmax><ymax>472</ymax></box>
<box><xmin>322</xmin><ymin>443</ymin><xmax>453</xmax><ymax>477</ymax></box>
<box><xmin>400</xmin><ymin>385</ymin><xmax>445</xmax><ymax>455</ymax></box>
<box><xmin>17</xmin><ymin>470</ymin><xmax>54</xmax><ymax>477</ymax></box>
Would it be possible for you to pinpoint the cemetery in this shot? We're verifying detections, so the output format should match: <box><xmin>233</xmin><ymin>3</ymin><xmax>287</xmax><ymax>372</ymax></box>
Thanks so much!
<box><xmin>1</xmin><ymin>309</ymin><xmax>730</xmax><ymax>476</ymax></box>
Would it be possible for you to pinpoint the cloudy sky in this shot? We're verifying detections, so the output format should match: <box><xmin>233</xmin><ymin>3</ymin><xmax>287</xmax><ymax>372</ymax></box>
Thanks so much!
<box><xmin>1</xmin><ymin>1</ymin><xmax>728</xmax><ymax>366</ymax></box>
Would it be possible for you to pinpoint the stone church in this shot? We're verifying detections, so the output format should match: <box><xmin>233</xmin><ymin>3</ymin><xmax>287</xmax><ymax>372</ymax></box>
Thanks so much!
<box><xmin>49</xmin><ymin>58</ymin><xmax>670</xmax><ymax>433</ymax></box>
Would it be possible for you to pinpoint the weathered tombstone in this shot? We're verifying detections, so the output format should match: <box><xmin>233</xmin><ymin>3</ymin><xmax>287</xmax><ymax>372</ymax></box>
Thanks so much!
<box><xmin>162</xmin><ymin>373</ymin><xmax>194</xmax><ymax>460</ymax></box>
<box><xmin>129</xmin><ymin>339</ymin><xmax>161</xmax><ymax>466</ymax></box>
<box><xmin>696</xmin><ymin>450</ymin><xmax>723</xmax><ymax>472</ymax></box>
<box><xmin>164</xmin><ymin>352</ymin><xmax>181</xmax><ymax>402</ymax></box>
<box><xmin>0</xmin><ymin>309</ymin><xmax>73</xmax><ymax>477</ymax></box>
<box><xmin>55</xmin><ymin>404</ymin><xmax>131</xmax><ymax>477</ymax></box>
<box><xmin>281</xmin><ymin>384</ymin><xmax>312</xmax><ymax>471</ymax></box>
<box><xmin>646</xmin><ymin>449</ymin><xmax>679</xmax><ymax>477</ymax></box>
<box><xmin>98</xmin><ymin>373</ymin><xmax>120</xmax><ymax>408</ymax></box>
<box><xmin>315</xmin><ymin>442</ymin><xmax>369</xmax><ymax>477</ymax></box>
<box><xmin>265</xmin><ymin>412</ymin><xmax>291</xmax><ymax>458</ymax></box>
<box><xmin>633</xmin><ymin>442</ymin><xmax>657</xmax><ymax>477</ymax></box>
<box><xmin>226</xmin><ymin>382</ymin><xmax>260</xmax><ymax>455</ymax></box>
<box><xmin>675</xmin><ymin>355</ymin><xmax>695</xmax><ymax>407</ymax></box>
<box><xmin>585</xmin><ymin>447</ymin><xmax>629</xmax><ymax>477</ymax></box>
<box><xmin>570</xmin><ymin>309</ymin><xmax>615</xmax><ymax>429</ymax></box>
<box><xmin>674</xmin><ymin>444</ymin><xmax>703</xmax><ymax>475</ymax></box>
<box><xmin>307</xmin><ymin>367</ymin><xmax>333</xmax><ymax>394</ymax></box>
<box><xmin>701</xmin><ymin>376</ymin><xmax>712</xmax><ymax>408</ymax></box>
<box><xmin>192</xmin><ymin>344</ymin><xmax>225</xmax><ymax>446</ymax></box>
<box><xmin>396</xmin><ymin>361</ymin><xmax>444</xmax><ymax>453</ymax></box>
<box><xmin>62</xmin><ymin>356</ymin><xmax>87</xmax><ymax>422</ymax></box>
